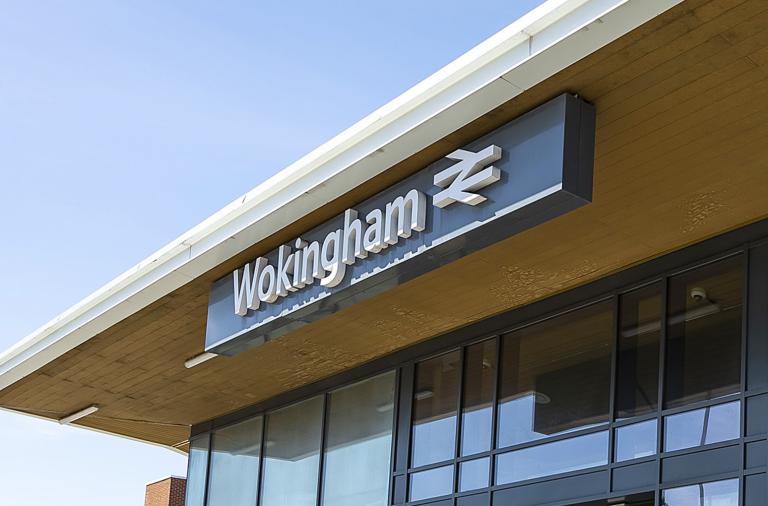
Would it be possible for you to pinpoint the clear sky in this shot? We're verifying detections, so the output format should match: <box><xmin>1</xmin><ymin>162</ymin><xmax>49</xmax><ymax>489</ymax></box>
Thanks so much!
<box><xmin>0</xmin><ymin>1</ymin><xmax>544</xmax><ymax>504</ymax></box>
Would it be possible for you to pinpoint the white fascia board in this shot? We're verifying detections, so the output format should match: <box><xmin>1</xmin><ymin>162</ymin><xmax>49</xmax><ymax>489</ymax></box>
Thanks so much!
<box><xmin>0</xmin><ymin>0</ymin><xmax>682</xmax><ymax>393</ymax></box>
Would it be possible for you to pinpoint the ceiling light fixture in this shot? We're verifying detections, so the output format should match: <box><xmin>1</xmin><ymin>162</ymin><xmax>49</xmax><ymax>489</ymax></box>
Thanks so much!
<box><xmin>59</xmin><ymin>405</ymin><xmax>99</xmax><ymax>425</ymax></box>
<box><xmin>184</xmin><ymin>352</ymin><xmax>217</xmax><ymax>369</ymax></box>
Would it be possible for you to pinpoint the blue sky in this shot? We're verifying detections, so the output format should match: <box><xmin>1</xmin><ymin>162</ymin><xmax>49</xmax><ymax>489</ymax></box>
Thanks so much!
<box><xmin>0</xmin><ymin>1</ymin><xmax>543</xmax><ymax>504</ymax></box>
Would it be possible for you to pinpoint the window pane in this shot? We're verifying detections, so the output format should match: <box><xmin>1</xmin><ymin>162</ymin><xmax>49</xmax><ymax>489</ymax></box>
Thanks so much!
<box><xmin>322</xmin><ymin>372</ymin><xmax>396</xmax><ymax>506</ymax></box>
<box><xmin>495</xmin><ymin>430</ymin><xmax>608</xmax><ymax>484</ymax></box>
<box><xmin>617</xmin><ymin>283</ymin><xmax>661</xmax><ymax>419</ymax></box>
<box><xmin>497</xmin><ymin>302</ymin><xmax>613</xmax><ymax>447</ymax></box>
<box><xmin>412</xmin><ymin>350</ymin><xmax>460</xmax><ymax>467</ymax></box>
<box><xmin>704</xmin><ymin>400</ymin><xmax>741</xmax><ymax>444</ymax></box>
<box><xmin>665</xmin><ymin>408</ymin><xmax>705</xmax><ymax>452</ymax></box>
<box><xmin>665</xmin><ymin>257</ymin><xmax>743</xmax><ymax>409</ymax></box>
<box><xmin>459</xmin><ymin>457</ymin><xmax>489</xmax><ymax>492</ymax></box>
<box><xmin>461</xmin><ymin>340</ymin><xmax>496</xmax><ymax>456</ymax></box>
<box><xmin>261</xmin><ymin>396</ymin><xmax>324</xmax><ymax>506</ymax></box>
<box><xmin>615</xmin><ymin>419</ymin><xmax>657</xmax><ymax>462</ymax></box>
<box><xmin>185</xmin><ymin>435</ymin><xmax>209</xmax><ymax>506</ymax></box>
<box><xmin>664</xmin><ymin>400</ymin><xmax>741</xmax><ymax>452</ymax></box>
<box><xmin>409</xmin><ymin>465</ymin><xmax>454</xmax><ymax>501</ymax></box>
<box><xmin>663</xmin><ymin>478</ymin><xmax>739</xmax><ymax>506</ymax></box>
<box><xmin>207</xmin><ymin>417</ymin><xmax>262</xmax><ymax>506</ymax></box>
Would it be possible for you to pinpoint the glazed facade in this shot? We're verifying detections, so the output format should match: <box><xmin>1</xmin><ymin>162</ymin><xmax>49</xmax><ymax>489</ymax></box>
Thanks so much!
<box><xmin>185</xmin><ymin>220</ymin><xmax>768</xmax><ymax>506</ymax></box>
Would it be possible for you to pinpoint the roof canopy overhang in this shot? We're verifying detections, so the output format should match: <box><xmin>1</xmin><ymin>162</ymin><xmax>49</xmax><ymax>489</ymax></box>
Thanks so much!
<box><xmin>3</xmin><ymin>0</ymin><xmax>768</xmax><ymax>452</ymax></box>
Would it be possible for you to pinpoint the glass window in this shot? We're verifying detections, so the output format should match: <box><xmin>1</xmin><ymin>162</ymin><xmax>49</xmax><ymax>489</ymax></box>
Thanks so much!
<box><xmin>322</xmin><ymin>372</ymin><xmax>396</xmax><ymax>506</ymax></box>
<box><xmin>409</xmin><ymin>465</ymin><xmax>454</xmax><ymax>502</ymax></box>
<box><xmin>664</xmin><ymin>400</ymin><xmax>741</xmax><ymax>452</ymax></box>
<box><xmin>665</xmin><ymin>257</ymin><xmax>743</xmax><ymax>409</ymax></box>
<box><xmin>495</xmin><ymin>430</ymin><xmax>609</xmax><ymax>485</ymax></box>
<box><xmin>663</xmin><ymin>478</ymin><xmax>739</xmax><ymax>506</ymax></box>
<box><xmin>615</xmin><ymin>419</ymin><xmax>657</xmax><ymax>462</ymax></box>
<box><xmin>412</xmin><ymin>350</ymin><xmax>461</xmax><ymax>467</ymax></box>
<box><xmin>461</xmin><ymin>340</ymin><xmax>496</xmax><ymax>456</ymax></box>
<box><xmin>261</xmin><ymin>396</ymin><xmax>324</xmax><ymax>506</ymax></box>
<box><xmin>207</xmin><ymin>417</ymin><xmax>262</xmax><ymax>506</ymax></box>
<box><xmin>497</xmin><ymin>301</ymin><xmax>613</xmax><ymax>447</ymax></box>
<box><xmin>185</xmin><ymin>435</ymin><xmax>209</xmax><ymax>506</ymax></box>
<box><xmin>459</xmin><ymin>457</ymin><xmax>489</xmax><ymax>492</ymax></box>
<box><xmin>617</xmin><ymin>283</ymin><xmax>661</xmax><ymax>419</ymax></box>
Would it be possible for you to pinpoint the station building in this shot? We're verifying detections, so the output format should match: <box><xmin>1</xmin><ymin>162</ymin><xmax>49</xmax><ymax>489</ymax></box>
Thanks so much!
<box><xmin>2</xmin><ymin>0</ymin><xmax>768</xmax><ymax>505</ymax></box>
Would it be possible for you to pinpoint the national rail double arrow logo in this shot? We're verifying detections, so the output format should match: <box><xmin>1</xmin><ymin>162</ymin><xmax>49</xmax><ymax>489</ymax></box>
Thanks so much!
<box><xmin>432</xmin><ymin>144</ymin><xmax>502</xmax><ymax>208</ymax></box>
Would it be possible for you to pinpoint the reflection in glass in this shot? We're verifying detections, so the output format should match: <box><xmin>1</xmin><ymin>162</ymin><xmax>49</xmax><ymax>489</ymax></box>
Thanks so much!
<box><xmin>665</xmin><ymin>257</ymin><xmax>743</xmax><ymax>409</ymax></box>
<box><xmin>185</xmin><ymin>435</ymin><xmax>209</xmax><ymax>506</ymax></box>
<box><xmin>495</xmin><ymin>430</ymin><xmax>609</xmax><ymax>484</ymax></box>
<box><xmin>207</xmin><ymin>417</ymin><xmax>262</xmax><ymax>506</ymax></box>
<box><xmin>497</xmin><ymin>302</ymin><xmax>613</xmax><ymax>447</ymax></box>
<box><xmin>409</xmin><ymin>465</ymin><xmax>454</xmax><ymax>501</ymax></box>
<box><xmin>261</xmin><ymin>396</ymin><xmax>324</xmax><ymax>506</ymax></box>
<box><xmin>617</xmin><ymin>284</ymin><xmax>661</xmax><ymax>419</ymax></box>
<box><xmin>615</xmin><ymin>419</ymin><xmax>657</xmax><ymax>462</ymax></box>
<box><xmin>664</xmin><ymin>401</ymin><xmax>741</xmax><ymax>452</ymax></box>
<box><xmin>459</xmin><ymin>457</ymin><xmax>489</xmax><ymax>492</ymax></box>
<box><xmin>412</xmin><ymin>350</ymin><xmax>460</xmax><ymax>467</ymax></box>
<box><xmin>461</xmin><ymin>340</ymin><xmax>496</xmax><ymax>456</ymax></box>
<box><xmin>662</xmin><ymin>478</ymin><xmax>739</xmax><ymax>506</ymax></box>
<box><xmin>322</xmin><ymin>372</ymin><xmax>396</xmax><ymax>506</ymax></box>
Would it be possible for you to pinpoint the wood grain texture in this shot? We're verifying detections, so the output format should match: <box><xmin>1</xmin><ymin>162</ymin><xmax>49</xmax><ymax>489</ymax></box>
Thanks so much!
<box><xmin>2</xmin><ymin>0</ymin><xmax>768</xmax><ymax>451</ymax></box>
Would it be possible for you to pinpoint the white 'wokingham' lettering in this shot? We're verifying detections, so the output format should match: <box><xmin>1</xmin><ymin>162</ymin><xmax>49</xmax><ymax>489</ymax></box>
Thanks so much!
<box><xmin>232</xmin><ymin>189</ymin><xmax>427</xmax><ymax>315</ymax></box>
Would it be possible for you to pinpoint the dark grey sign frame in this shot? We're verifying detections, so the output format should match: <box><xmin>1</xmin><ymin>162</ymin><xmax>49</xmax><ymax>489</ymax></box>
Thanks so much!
<box><xmin>205</xmin><ymin>93</ymin><xmax>596</xmax><ymax>356</ymax></box>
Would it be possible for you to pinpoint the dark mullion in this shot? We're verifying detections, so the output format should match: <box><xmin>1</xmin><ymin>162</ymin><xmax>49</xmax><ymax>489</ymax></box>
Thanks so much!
<box><xmin>388</xmin><ymin>368</ymin><xmax>402</xmax><ymax>506</ymax></box>
<box><xmin>315</xmin><ymin>393</ymin><xmax>330</xmax><ymax>506</ymax></box>
<box><xmin>612</xmin><ymin>412</ymin><xmax>658</xmax><ymax>429</ymax></box>
<box><xmin>488</xmin><ymin>335</ymin><xmax>502</xmax><ymax>505</ymax></box>
<box><xmin>202</xmin><ymin>432</ymin><xmax>213</xmax><ymax>506</ymax></box>
<box><xmin>453</xmin><ymin>346</ymin><xmax>466</xmax><ymax>500</ymax></box>
<box><xmin>256</xmin><ymin>417</ymin><xmax>268</xmax><ymax>506</ymax></box>
<box><xmin>254</xmin><ymin>417</ymin><xmax>265</xmax><ymax>506</ymax></box>
<box><xmin>607</xmin><ymin>294</ymin><xmax>620</xmax><ymax>494</ymax></box>
<box><xmin>739</xmin><ymin>248</ymin><xmax>749</xmax><ymax>506</ymax></box>
<box><xmin>659</xmin><ymin>439</ymin><xmax>740</xmax><ymax>460</ymax></box>
<box><xmin>655</xmin><ymin>276</ymin><xmax>669</xmax><ymax>506</ymax></box>
<box><xmin>401</xmin><ymin>362</ymin><xmax>416</xmax><ymax>503</ymax></box>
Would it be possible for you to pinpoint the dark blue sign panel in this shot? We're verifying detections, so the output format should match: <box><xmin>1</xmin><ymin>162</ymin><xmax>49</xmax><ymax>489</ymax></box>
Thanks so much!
<box><xmin>206</xmin><ymin>94</ymin><xmax>595</xmax><ymax>355</ymax></box>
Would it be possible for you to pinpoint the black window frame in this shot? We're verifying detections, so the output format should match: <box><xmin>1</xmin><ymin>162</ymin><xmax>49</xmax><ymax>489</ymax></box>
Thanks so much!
<box><xmin>189</xmin><ymin>218</ymin><xmax>768</xmax><ymax>506</ymax></box>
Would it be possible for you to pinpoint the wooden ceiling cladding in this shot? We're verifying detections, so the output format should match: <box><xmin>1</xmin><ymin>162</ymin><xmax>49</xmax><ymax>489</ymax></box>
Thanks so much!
<box><xmin>3</xmin><ymin>0</ymin><xmax>768</xmax><ymax>451</ymax></box>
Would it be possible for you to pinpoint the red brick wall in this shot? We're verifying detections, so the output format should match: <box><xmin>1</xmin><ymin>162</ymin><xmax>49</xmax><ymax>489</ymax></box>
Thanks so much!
<box><xmin>145</xmin><ymin>477</ymin><xmax>186</xmax><ymax>506</ymax></box>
